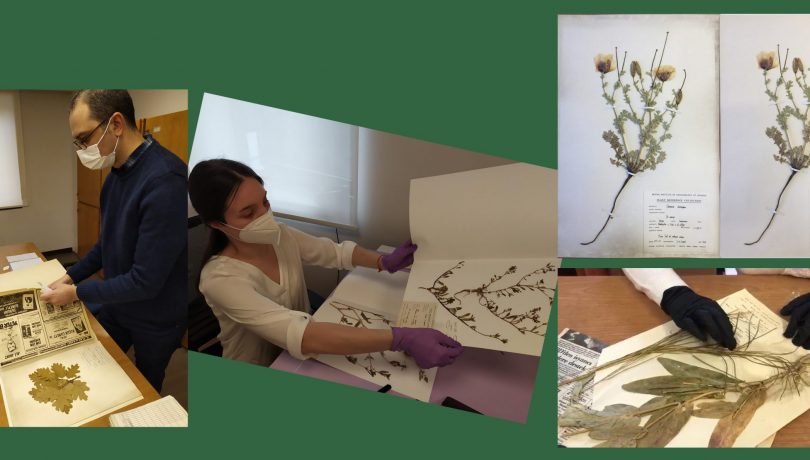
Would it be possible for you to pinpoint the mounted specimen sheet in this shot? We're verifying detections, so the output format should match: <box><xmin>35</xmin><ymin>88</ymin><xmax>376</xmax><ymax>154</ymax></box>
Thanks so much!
<box><xmin>558</xmin><ymin>15</ymin><xmax>720</xmax><ymax>257</ymax></box>
<box><xmin>0</xmin><ymin>260</ymin><xmax>142</xmax><ymax>427</ymax></box>
<box><xmin>312</xmin><ymin>296</ymin><xmax>436</xmax><ymax>401</ymax></box>
<box><xmin>563</xmin><ymin>289</ymin><xmax>810</xmax><ymax>447</ymax></box>
<box><xmin>719</xmin><ymin>14</ymin><xmax>810</xmax><ymax>257</ymax></box>
<box><xmin>401</xmin><ymin>163</ymin><xmax>559</xmax><ymax>356</ymax></box>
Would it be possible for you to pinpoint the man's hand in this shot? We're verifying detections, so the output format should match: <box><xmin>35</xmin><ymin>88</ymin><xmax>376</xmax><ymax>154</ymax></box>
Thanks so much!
<box><xmin>781</xmin><ymin>292</ymin><xmax>810</xmax><ymax>350</ymax></box>
<box><xmin>48</xmin><ymin>274</ymin><xmax>74</xmax><ymax>289</ymax></box>
<box><xmin>40</xmin><ymin>284</ymin><xmax>78</xmax><ymax>306</ymax></box>
<box><xmin>661</xmin><ymin>286</ymin><xmax>737</xmax><ymax>350</ymax></box>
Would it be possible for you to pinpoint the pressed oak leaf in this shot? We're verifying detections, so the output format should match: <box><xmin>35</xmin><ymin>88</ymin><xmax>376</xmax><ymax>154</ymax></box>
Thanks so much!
<box><xmin>28</xmin><ymin>363</ymin><xmax>90</xmax><ymax>414</ymax></box>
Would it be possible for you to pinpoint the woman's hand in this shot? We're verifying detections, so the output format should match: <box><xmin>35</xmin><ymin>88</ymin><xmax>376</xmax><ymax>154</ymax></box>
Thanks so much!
<box><xmin>379</xmin><ymin>239</ymin><xmax>417</xmax><ymax>273</ymax></box>
<box><xmin>390</xmin><ymin>327</ymin><xmax>463</xmax><ymax>368</ymax></box>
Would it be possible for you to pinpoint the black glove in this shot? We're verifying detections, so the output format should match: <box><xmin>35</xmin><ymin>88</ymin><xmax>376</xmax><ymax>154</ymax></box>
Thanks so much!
<box><xmin>780</xmin><ymin>292</ymin><xmax>810</xmax><ymax>350</ymax></box>
<box><xmin>661</xmin><ymin>286</ymin><xmax>737</xmax><ymax>350</ymax></box>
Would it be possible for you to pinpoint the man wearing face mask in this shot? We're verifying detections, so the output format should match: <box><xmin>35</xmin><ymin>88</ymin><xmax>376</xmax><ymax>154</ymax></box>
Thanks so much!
<box><xmin>40</xmin><ymin>90</ymin><xmax>187</xmax><ymax>392</ymax></box>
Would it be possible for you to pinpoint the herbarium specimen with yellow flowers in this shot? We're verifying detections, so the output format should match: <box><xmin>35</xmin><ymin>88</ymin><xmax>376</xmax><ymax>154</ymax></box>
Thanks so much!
<box><xmin>582</xmin><ymin>33</ymin><xmax>687</xmax><ymax>245</ymax></box>
<box><xmin>746</xmin><ymin>46</ymin><xmax>810</xmax><ymax>245</ymax></box>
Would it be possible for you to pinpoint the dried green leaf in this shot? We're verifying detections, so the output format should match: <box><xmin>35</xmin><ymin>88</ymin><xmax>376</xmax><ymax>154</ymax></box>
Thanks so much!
<box><xmin>636</xmin><ymin>402</ymin><xmax>693</xmax><ymax>448</ymax></box>
<box><xmin>559</xmin><ymin>404</ymin><xmax>641</xmax><ymax>431</ymax></box>
<box><xmin>622</xmin><ymin>375</ymin><xmax>708</xmax><ymax>396</ymax></box>
<box><xmin>589</xmin><ymin>424</ymin><xmax>644</xmax><ymax>440</ymax></box>
<box><xmin>657</xmin><ymin>357</ymin><xmax>741</xmax><ymax>385</ymax></box>
<box><xmin>709</xmin><ymin>387</ymin><xmax>767</xmax><ymax>447</ymax></box>
<box><xmin>570</xmin><ymin>378</ymin><xmax>589</xmax><ymax>401</ymax></box>
<box><xmin>595</xmin><ymin>438</ymin><xmax>638</xmax><ymax>448</ymax></box>
<box><xmin>693</xmin><ymin>400</ymin><xmax>738</xmax><ymax>419</ymax></box>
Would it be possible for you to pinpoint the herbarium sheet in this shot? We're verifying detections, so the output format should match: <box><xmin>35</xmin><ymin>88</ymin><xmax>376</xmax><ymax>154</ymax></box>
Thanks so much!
<box><xmin>401</xmin><ymin>163</ymin><xmax>559</xmax><ymax>356</ymax></box>
<box><xmin>563</xmin><ymin>289</ymin><xmax>810</xmax><ymax>447</ymax></box>
<box><xmin>0</xmin><ymin>260</ymin><xmax>142</xmax><ymax>426</ymax></box>
<box><xmin>557</xmin><ymin>14</ymin><xmax>720</xmax><ymax>258</ymax></box>
<box><xmin>719</xmin><ymin>14</ymin><xmax>810</xmax><ymax>257</ymax></box>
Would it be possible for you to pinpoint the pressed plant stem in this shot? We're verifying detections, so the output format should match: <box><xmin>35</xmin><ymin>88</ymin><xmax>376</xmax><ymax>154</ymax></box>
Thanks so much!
<box><xmin>581</xmin><ymin>173</ymin><xmax>634</xmax><ymax>245</ymax></box>
<box><xmin>746</xmin><ymin>169</ymin><xmax>798</xmax><ymax>245</ymax></box>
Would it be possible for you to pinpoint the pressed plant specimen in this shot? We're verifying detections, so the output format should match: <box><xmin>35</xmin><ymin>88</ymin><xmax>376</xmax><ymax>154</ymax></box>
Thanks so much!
<box><xmin>746</xmin><ymin>46</ymin><xmax>810</xmax><ymax>245</ymax></box>
<box><xmin>420</xmin><ymin>261</ymin><xmax>557</xmax><ymax>344</ymax></box>
<box><xmin>28</xmin><ymin>362</ymin><xmax>90</xmax><ymax>414</ymax></box>
<box><xmin>328</xmin><ymin>301</ymin><xmax>428</xmax><ymax>383</ymax></box>
<box><xmin>581</xmin><ymin>33</ymin><xmax>687</xmax><ymax>245</ymax></box>
<box><xmin>558</xmin><ymin>313</ymin><xmax>810</xmax><ymax>447</ymax></box>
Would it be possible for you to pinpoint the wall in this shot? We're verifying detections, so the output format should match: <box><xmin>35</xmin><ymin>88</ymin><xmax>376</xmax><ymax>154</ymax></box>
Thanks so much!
<box><xmin>0</xmin><ymin>90</ymin><xmax>76</xmax><ymax>252</ymax></box>
<box><xmin>129</xmin><ymin>90</ymin><xmax>188</xmax><ymax>119</ymax></box>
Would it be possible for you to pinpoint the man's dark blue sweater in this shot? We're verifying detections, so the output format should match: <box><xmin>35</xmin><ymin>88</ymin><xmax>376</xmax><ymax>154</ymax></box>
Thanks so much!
<box><xmin>67</xmin><ymin>136</ymin><xmax>187</xmax><ymax>389</ymax></box>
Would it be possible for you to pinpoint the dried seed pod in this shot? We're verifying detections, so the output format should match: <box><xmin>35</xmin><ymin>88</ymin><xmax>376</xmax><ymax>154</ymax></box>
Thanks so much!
<box><xmin>630</xmin><ymin>60</ymin><xmax>642</xmax><ymax>79</ymax></box>
<box><xmin>793</xmin><ymin>57</ymin><xmax>805</xmax><ymax>74</ymax></box>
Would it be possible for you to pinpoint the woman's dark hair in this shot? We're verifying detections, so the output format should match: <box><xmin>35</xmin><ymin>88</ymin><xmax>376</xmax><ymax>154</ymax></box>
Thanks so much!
<box><xmin>188</xmin><ymin>159</ymin><xmax>264</xmax><ymax>272</ymax></box>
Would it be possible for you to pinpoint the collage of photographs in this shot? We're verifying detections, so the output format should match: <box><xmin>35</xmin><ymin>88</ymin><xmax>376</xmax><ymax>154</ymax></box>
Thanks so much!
<box><xmin>0</xmin><ymin>10</ymin><xmax>808</xmax><ymax>450</ymax></box>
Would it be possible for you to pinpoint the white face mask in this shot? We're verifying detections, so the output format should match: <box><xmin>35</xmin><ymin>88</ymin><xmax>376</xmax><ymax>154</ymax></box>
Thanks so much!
<box><xmin>76</xmin><ymin>118</ymin><xmax>119</xmax><ymax>170</ymax></box>
<box><xmin>221</xmin><ymin>211</ymin><xmax>281</xmax><ymax>245</ymax></box>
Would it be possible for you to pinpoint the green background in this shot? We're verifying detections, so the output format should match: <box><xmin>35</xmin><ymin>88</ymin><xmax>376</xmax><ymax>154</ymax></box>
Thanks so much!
<box><xmin>1</xmin><ymin>0</ymin><xmax>809</xmax><ymax>456</ymax></box>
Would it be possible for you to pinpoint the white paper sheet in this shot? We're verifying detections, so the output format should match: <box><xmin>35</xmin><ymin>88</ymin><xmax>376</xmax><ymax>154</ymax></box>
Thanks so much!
<box><xmin>403</xmin><ymin>163</ymin><xmax>559</xmax><ymax>356</ymax></box>
<box><xmin>643</xmin><ymin>191</ymin><xmax>714</xmax><ymax>256</ymax></box>
<box><xmin>565</xmin><ymin>289</ymin><xmax>810</xmax><ymax>447</ymax></box>
<box><xmin>401</xmin><ymin>258</ymin><xmax>557</xmax><ymax>356</ymax></box>
<box><xmin>557</xmin><ymin>15</ymin><xmax>721</xmax><ymax>257</ymax></box>
<box><xmin>408</xmin><ymin>163</ymin><xmax>557</xmax><ymax>260</ymax></box>
<box><xmin>6</xmin><ymin>253</ymin><xmax>42</xmax><ymax>272</ymax></box>
<box><xmin>719</xmin><ymin>14</ymin><xmax>810</xmax><ymax>257</ymax></box>
<box><xmin>312</xmin><ymin>298</ymin><xmax>436</xmax><ymax>401</ymax></box>
<box><xmin>0</xmin><ymin>340</ymin><xmax>143</xmax><ymax>427</ymax></box>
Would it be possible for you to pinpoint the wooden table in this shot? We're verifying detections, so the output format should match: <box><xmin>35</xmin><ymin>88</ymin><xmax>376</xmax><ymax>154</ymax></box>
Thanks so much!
<box><xmin>558</xmin><ymin>274</ymin><xmax>810</xmax><ymax>448</ymax></box>
<box><xmin>0</xmin><ymin>242</ymin><xmax>161</xmax><ymax>427</ymax></box>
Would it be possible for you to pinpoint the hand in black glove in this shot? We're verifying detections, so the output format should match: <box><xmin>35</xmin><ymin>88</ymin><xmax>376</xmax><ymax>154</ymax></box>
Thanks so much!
<box><xmin>780</xmin><ymin>292</ymin><xmax>810</xmax><ymax>350</ymax></box>
<box><xmin>661</xmin><ymin>285</ymin><xmax>737</xmax><ymax>350</ymax></box>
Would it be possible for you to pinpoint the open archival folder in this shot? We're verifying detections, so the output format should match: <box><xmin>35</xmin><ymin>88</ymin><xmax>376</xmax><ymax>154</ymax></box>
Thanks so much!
<box><xmin>0</xmin><ymin>260</ymin><xmax>143</xmax><ymax>427</ymax></box>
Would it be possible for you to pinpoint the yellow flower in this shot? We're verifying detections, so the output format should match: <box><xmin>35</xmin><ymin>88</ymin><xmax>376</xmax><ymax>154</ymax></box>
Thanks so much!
<box><xmin>594</xmin><ymin>53</ymin><xmax>616</xmax><ymax>74</ymax></box>
<box><xmin>757</xmin><ymin>51</ymin><xmax>777</xmax><ymax>71</ymax></box>
<box><xmin>793</xmin><ymin>57</ymin><xmax>805</xmax><ymax>74</ymax></box>
<box><xmin>655</xmin><ymin>65</ymin><xmax>677</xmax><ymax>82</ymax></box>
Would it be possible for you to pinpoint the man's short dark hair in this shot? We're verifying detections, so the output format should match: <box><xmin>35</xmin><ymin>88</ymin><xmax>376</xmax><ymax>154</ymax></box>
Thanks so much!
<box><xmin>69</xmin><ymin>90</ymin><xmax>137</xmax><ymax>129</ymax></box>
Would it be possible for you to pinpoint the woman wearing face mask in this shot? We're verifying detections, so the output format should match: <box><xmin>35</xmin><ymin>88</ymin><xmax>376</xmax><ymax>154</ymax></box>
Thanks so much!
<box><xmin>188</xmin><ymin>159</ymin><xmax>464</xmax><ymax>368</ymax></box>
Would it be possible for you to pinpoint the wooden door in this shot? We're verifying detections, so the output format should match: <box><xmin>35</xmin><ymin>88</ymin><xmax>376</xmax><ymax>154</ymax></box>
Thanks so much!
<box><xmin>77</xmin><ymin>201</ymin><xmax>100</xmax><ymax>258</ymax></box>
<box><xmin>139</xmin><ymin>110</ymin><xmax>188</xmax><ymax>163</ymax></box>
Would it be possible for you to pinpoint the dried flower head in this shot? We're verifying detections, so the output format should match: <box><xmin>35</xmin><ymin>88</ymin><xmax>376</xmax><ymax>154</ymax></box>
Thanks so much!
<box><xmin>655</xmin><ymin>65</ymin><xmax>677</xmax><ymax>82</ymax></box>
<box><xmin>793</xmin><ymin>57</ymin><xmax>805</xmax><ymax>74</ymax></box>
<box><xmin>630</xmin><ymin>60</ymin><xmax>642</xmax><ymax>79</ymax></box>
<box><xmin>757</xmin><ymin>51</ymin><xmax>777</xmax><ymax>71</ymax></box>
<box><xmin>594</xmin><ymin>53</ymin><xmax>616</xmax><ymax>74</ymax></box>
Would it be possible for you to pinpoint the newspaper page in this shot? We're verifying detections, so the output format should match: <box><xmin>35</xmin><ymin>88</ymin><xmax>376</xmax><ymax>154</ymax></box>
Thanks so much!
<box><xmin>0</xmin><ymin>288</ymin><xmax>93</xmax><ymax>367</ymax></box>
<box><xmin>557</xmin><ymin>328</ymin><xmax>606</xmax><ymax>445</ymax></box>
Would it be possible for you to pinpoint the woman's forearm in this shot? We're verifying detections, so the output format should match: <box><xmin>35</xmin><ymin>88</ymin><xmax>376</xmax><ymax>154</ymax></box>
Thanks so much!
<box><xmin>351</xmin><ymin>245</ymin><xmax>382</xmax><ymax>270</ymax></box>
<box><xmin>300</xmin><ymin>321</ymin><xmax>393</xmax><ymax>355</ymax></box>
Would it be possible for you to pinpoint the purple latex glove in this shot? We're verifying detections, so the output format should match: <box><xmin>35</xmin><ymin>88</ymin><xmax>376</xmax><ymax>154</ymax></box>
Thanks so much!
<box><xmin>390</xmin><ymin>327</ymin><xmax>463</xmax><ymax>369</ymax></box>
<box><xmin>380</xmin><ymin>239</ymin><xmax>417</xmax><ymax>273</ymax></box>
